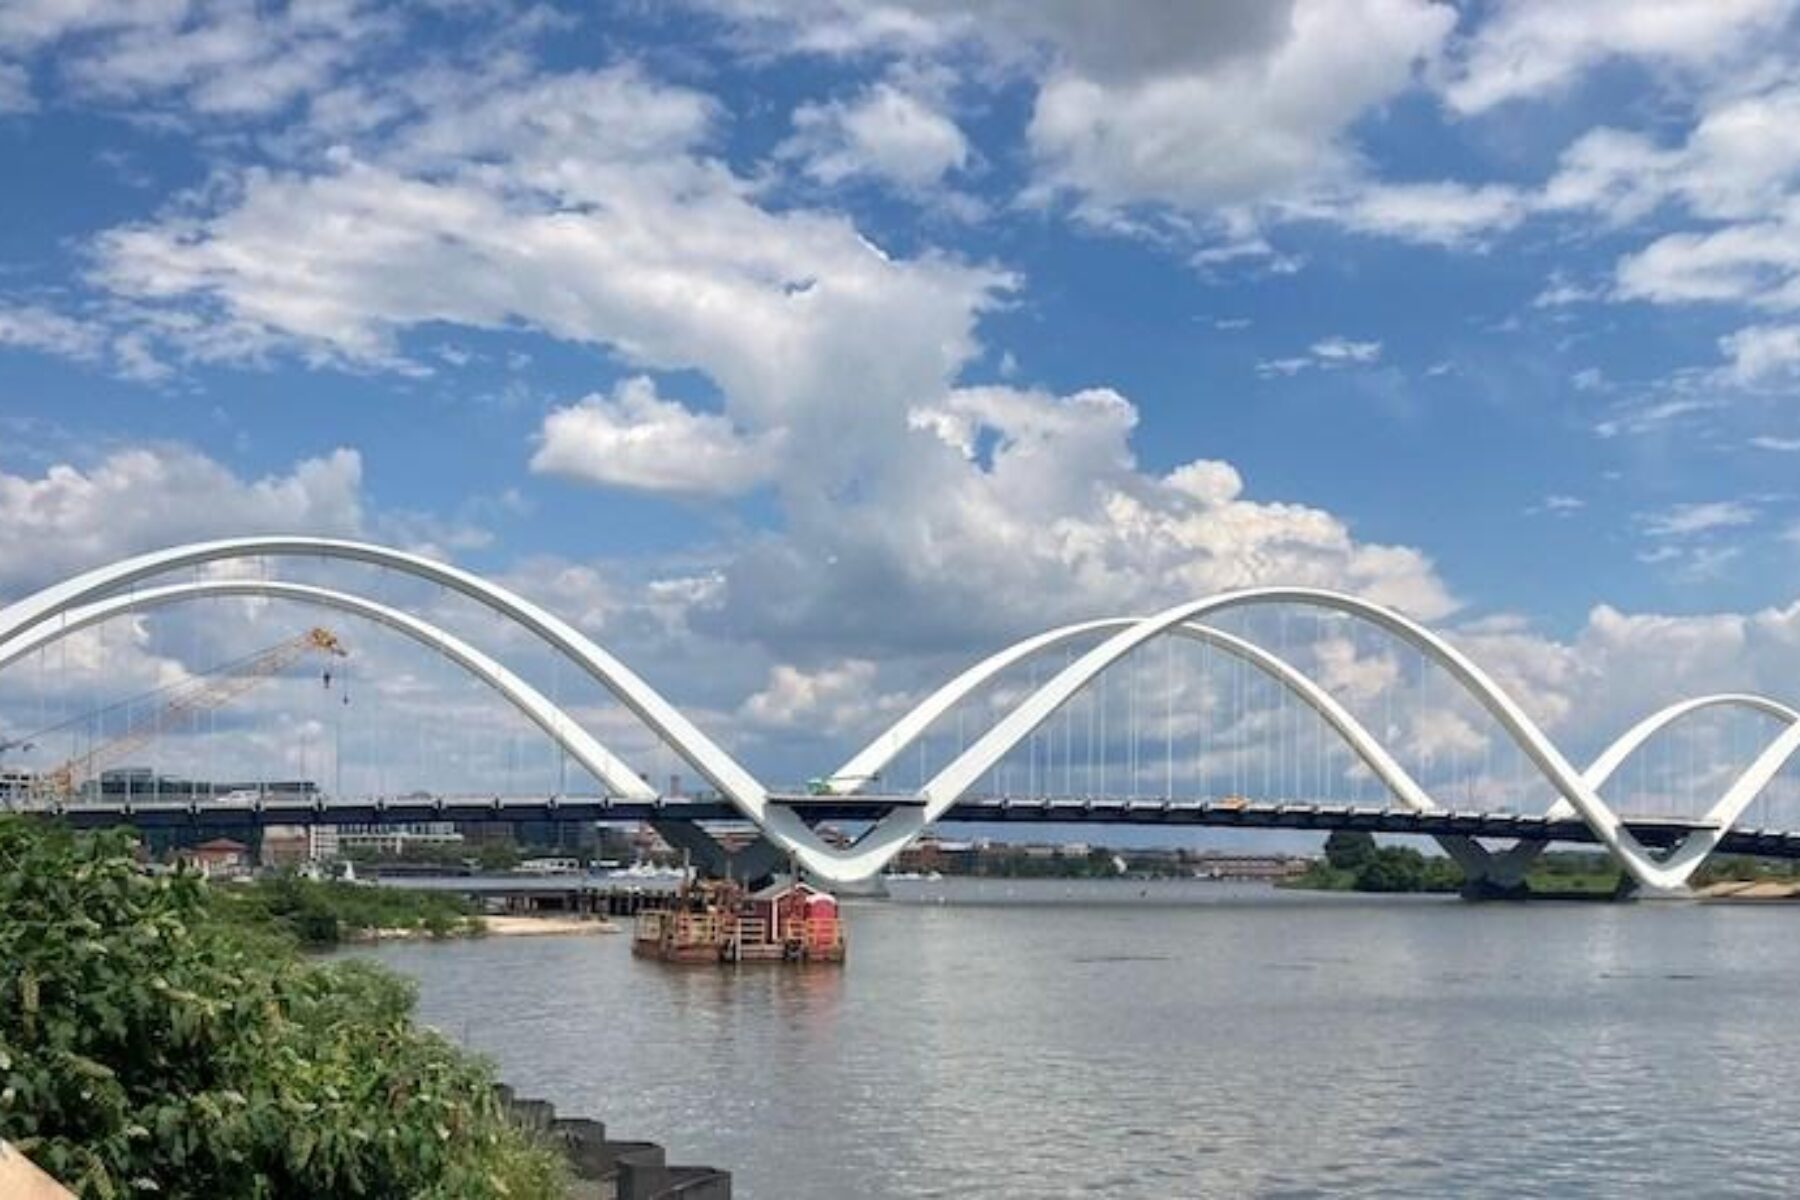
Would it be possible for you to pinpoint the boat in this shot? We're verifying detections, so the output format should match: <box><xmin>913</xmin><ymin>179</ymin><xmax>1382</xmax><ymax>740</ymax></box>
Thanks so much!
<box><xmin>632</xmin><ymin>878</ymin><xmax>845</xmax><ymax>965</ymax></box>
<box><xmin>617</xmin><ymin>861</ymin><xmax>690</xmax><ymax>882</ymax></box>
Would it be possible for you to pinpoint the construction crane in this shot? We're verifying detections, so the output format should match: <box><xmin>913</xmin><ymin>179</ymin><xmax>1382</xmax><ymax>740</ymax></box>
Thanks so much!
<box><xmin>28</xmin><ymin>628</ymin><xmax>347</xmax><ymax>801</ymax></box>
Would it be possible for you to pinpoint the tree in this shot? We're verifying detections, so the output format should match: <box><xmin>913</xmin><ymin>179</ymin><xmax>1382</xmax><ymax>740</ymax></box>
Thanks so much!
<box><xmin>1420</xmin><ymin>855</ymin><xmax>1466</xmax><ymax>893</ymax></box>
<box><xmin>1354</xmin><ymin>846</ymin><xmax>1426</xmax><ymax>893</ymax></box>
<box><xmin>1323</xmin><ymin>829</ymin><xmax>1378</xmax><ymax>872</ymax></box>
<box><xmin>0</xmin><ymin>818</ymin><xmax>566</xmax><ymax>1198</ymax></box>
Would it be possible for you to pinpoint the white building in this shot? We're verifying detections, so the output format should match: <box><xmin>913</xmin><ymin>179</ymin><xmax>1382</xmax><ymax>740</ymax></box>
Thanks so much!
<box><xmin>334</xmin><ymin>822</ymin><xmax>462</xmax><ymax>857</ymax></box>
<box><xmin>0</xmin><ymin>768</ymin><xmax>34</xmax><ymax>805</ymax></box>
<box><xmin>309</xmin><ymin>825</ymin><xmax>341</xmax><ymax>861</ymax></box>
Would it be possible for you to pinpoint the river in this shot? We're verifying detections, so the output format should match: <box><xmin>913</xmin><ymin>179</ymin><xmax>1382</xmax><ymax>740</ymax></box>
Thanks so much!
<box><xmin>356</xmin><ymin>879</ymin><xmax>1800</xmax><ymax>1198</ymax></box>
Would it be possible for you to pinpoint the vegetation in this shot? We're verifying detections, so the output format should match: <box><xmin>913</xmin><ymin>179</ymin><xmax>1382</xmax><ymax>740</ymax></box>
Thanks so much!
<box><xmin>1286</xmin><ymin>833</ymin><xmax>1465</xmax><ymax>894</ymax></box>
<box><xmin>1323</xmin><ymin>830</ymin><xmax>1379</xmax><ymax>873</ymax></box>
<box><xmin>904</xmin><ymin>845</ymin><xmax>1300</xmax><ymax>879</ymax></box>
<box><xmin>338</xmin><ymin>825</ymin><xmax>634</xmax><ymax>873</ymax></box>
<box><xmin>1692</xmin><ymin>855</ymin><xmax>1800</xmax><ymax>887</ymax></box>
<box><xmin>221</xmin><ymin>875</ymin><xmax>483</xmax><ymax>948</ymax></box>
<box><xmin>0</xmin><ymin>818</ymin><xmax>569</xmax><ymax>1198</ymax></box>
<box><xmin>1524</xmin><ymin>851</ymin><xmax>1625</xmax><ymax>896</ymax></box>
<box><xmin>1287</xmin><ymin>834</ymin><xmax>1628</xmax><ymax>896</ymax></box>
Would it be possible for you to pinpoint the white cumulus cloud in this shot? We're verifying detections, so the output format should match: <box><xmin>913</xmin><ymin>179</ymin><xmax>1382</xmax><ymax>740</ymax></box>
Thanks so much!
<box><xmin>1443</xmin><ymin>0</ymin><xmax>1798</xmax><ymax>114</ymax></box>
<box><xmin>0</xmin><ymin>445</ymin><xmax>365</xmax><ymax>594</ymax></box>
<box><xmin>782</xmin><ymin>81</ymin><xmax>970</xmax><ymax>190</ymax></box>
<box><xmin>0</xmin><ymin>303</ymin><xmax>107</xmax><ymax>361</ymax></box>
<box><xmin>739</xmin><ymin>659</ymin><xmax>910</xmax><ymax>737</ymax></box>
<box><xmin>532</xmin><ymin>377</ymin><xmax>782</xmax><ymax>498</ymax></box>
<box><xmin>1027</xmin><ymin>0</ymin><xmax>1455</xmax><ymax>218</ymax></box>
<box><xmin>1719</xmin><ymin>323</ymin><xmax>1800</xmax><ymax>385</ymax></box>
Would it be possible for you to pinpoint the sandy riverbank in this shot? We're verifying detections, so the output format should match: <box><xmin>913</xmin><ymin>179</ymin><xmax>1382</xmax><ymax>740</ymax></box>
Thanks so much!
<box><xmin>483</xmin><ymin>914</ymin><xmax>620</xmax><ymax>937</ymax></box>
<box><xmin>353</xmin><ymin>914</ymin><xmax>620</xmax><ymax>942</ymax></box>
<box><xmin>1698</xmin><ymin>880</ymin><xmax>1800</xmax><ymax>901</ymax></box>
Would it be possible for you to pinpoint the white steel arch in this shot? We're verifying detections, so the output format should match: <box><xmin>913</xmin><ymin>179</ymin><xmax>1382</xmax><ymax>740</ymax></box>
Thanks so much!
<box><xmin>0</xmin><ymin>536</ymin><xmax>844</xmax><ymax>872</ymax></box>
<box><xmin>837</xmin><ymin>618</ymin><xmax>1444</xmax><ymax>805</ymax></box>
<box><xmin>1476</xmin><ymin>693</ymin><xmax>1800</xmax><ymax>885</ymax></box>
<box><xmin>5</xmin><ymin>539</ymin><xmax>1800</xmax><ymax>888</ymax></box>
<box><xmin>0</xmin><ymin>579</ymin><xmax>658</xmax><ymax>802</ymax></box>
<box><xmin>828</xmin><ymin>616</ymin><xmax>1494</xmax><ymax>878</ymax></box>
<box><xmin>838</xmin><ymin>625</ymin><xmax>1800</xmax><ymax>888</ymax></box>
<box><xmin>1565</xmin><ymin>693</ymin><xmax>1799</xmax><ymax>813</ymax></box>
<box><xmin>905</xmin><ymin>591</ymin><xmax>1794</xmax><ymax>894</ymax></box>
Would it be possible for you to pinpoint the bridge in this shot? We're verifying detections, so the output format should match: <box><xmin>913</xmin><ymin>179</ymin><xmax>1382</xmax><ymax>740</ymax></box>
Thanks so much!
<box><xmin>30</xmin><ymin>793</ymin><xmax>1800</xmax><ymax>859</ymax></box>
<box><xmin>5</xmin><ymin>535</ymin><xmax>1800</xmax><ymax>897</ymax></box>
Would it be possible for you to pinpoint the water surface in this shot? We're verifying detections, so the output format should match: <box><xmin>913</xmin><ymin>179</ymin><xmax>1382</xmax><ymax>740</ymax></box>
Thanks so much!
<box><xmin>359</xmin><ymin>879</ymin><xmax>1800</xmax><ymax>1198</ymax></box>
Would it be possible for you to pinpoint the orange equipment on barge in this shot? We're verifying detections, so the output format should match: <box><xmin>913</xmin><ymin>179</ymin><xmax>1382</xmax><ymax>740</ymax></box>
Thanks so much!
<box><xmin>632</xmin><ymin>878</ymin><xmax>846</xmax><ymax>965</ymax></box>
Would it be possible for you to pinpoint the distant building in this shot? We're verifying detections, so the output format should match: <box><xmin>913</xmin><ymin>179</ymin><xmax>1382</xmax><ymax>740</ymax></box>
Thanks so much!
<box><xmin>309</xmin><ymin>825</ymin><xmax>340</xmax><ymax>861</ymax></box>
<box><xmin>631</xmin><ymin>823</ymin><xmax>675</xmax><ymax>863</ymax></box>
<box><xmin>709</xmin><ymin>824</ymin><xmax>769</xmax><ymax>856</ymax></box>
<box><xmin>259</xmin><ymin>825</ymin><xmax>312</xmax><ymax>870</ymax></box>
<box><xmin>0</xmin><ymin>768</ymin><xmax>34</xmax><ymax>805</ymax></box>
<box><xmin>259</xmin><ymin>827</ymin><xmax>345</xmax><ymax>863</ymax></box>
<box><xmin>1189</xmin><ymin>852</ymin><xmax>1310</xmax><ymax>880</ymax></box>
<box><xmin>512</xmin><ymin>819</ymin><xmax>600</xmax><ymax>854</ymax></box>
<box><xmin>460</xmin><ymin>823</ymin><xmax>516</xmax><ymax>847</ymax></box>
<box><xmin>335</xmin><ymin>822</ymin><xmax>462</xmax><ymax>857</ymax></box>
<box><xmin>891</xmin><ymin>836</ymin><xmax>977</xmax><ymax>874</ymax></box>
<box><xmin>179</xmin><ymin>837</ymin><xmax>250</xmax><ymax>877</ymax></box>
<box><xmin>518</xmin><ymin>856</ymin><xmax>581</xmax><ymax>875</ymax></box>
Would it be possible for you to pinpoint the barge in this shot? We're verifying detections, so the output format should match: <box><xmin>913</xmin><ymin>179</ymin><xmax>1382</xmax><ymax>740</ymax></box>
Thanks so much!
<box><xmin>632</xmin><ymin>878</ymin><xmax>845</xmax><ymax>964</ymax></box>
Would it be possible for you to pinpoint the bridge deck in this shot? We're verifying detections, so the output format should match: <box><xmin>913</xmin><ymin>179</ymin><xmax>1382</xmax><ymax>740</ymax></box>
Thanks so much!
<box><xmin>13</xmin><ymin>794</ymin><xmax>1792</xmax><ymax>857</ymax></box>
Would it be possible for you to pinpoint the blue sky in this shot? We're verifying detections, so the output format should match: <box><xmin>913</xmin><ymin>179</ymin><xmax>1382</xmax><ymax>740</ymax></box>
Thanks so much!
<box><xmin>6</xmin><ymin>0</ymin><xmax>1800</xmax><ymax>805</ymax></box>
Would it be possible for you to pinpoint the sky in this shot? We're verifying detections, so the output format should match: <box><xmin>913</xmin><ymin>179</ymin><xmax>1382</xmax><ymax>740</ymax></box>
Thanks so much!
<box><xmin>5</xmin><ymin>0</ymin><xmax>1800</xmax><ymax>821</ymax></box>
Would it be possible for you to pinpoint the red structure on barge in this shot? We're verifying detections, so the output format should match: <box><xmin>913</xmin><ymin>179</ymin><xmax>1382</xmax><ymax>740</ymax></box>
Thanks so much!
<box><xmin>632</xmin><ymin>878</ymin><xmax>845</xmax><ymax>965</ymax></box>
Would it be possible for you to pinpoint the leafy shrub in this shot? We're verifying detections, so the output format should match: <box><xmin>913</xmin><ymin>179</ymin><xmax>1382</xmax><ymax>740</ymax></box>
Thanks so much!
<box><xmin>223</xmin><ymin>875</ymin><xmax>479</xmax><ymax>948</ymax></box>
<box><xmin>0</xmin><ymin>818</ymin><xmax>566</xmax><ymax>1198</ymax></box>
<box><xmin>1323</xmin><ymin>829</ymin><xmax>1378</xmax><ymax>872</ymax></box>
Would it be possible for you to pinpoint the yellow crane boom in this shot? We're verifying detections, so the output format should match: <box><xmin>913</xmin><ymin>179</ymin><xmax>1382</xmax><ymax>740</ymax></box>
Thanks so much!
<box><xmin>34</xmin><ymin>628</ymin><xmax>347</xmax><ymax>800</ymax></box>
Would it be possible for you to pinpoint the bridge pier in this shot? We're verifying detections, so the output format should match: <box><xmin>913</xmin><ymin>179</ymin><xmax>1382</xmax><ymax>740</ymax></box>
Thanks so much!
<box><xmin>1629</xmin><ymin>882</ymin><xmax>1692</xmax><ymax>901</ymax></box>
<box><xmin>1459</xmin><ymin>877</ymin><xmax>1532</xmax><ymax>902</ymax></box>
<box><xmin>1450</xmin><ymin>835</ymin><xmax>1652</xmax><ymax>901</ymax></box>
<box><xmin>1448</xmin><ymin>836</ymin><xmax>1534</xmax><ymax>896</ymax></box>
<box><xmin>1455</xmin><ymin>858</ymin><xmax>1646</xmax><ymax>902</ymax></box>
<box><xmin>650</xmin><ymin>819</ymin><xmax>787</xmax><ymax>888</ymax></box>
<box><xmin>1457</xmin><ymin>876</ymin><xmax>1643</xmax><ymax>902</ymax></box>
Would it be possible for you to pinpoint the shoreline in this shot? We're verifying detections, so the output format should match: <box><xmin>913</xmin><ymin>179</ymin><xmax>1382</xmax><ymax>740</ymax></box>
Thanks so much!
<box><xmin>485</xmin><ymin>913</ymin><xmax>622</xmax><ymax>937</ymax></box>
<box><xmin>1698</xmin><ymin>880</ymin><xmax>1800</xmax><ymax>902</ymax></box>
<box><xmin>351</xmin><ymin>914</ymin><xmax>621</xmax><ymax>942</ymax></box>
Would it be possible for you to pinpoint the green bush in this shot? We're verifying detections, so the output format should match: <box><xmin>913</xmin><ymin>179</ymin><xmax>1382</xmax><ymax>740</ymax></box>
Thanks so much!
<box><xmin>1349</xmin><ymin>846</ymin><xmax>1465</xmax><ymax>893</ymax></box>
<box><xmin>1353</xmin><ymin>845</ymin><xmax>1428</xmax><ymax>892</ymax></box>
<box><xmin>0</xmin><ymin>818</ymin><xmax>567</xmax><ymax>1198</ymax></box>
<box><xmin>293</xmin><ymin>903</ymin><xmax>342</xmax><ymax>947</ymax></box>
<box><xmin>222</xmin><ymin>875</ymin><xmax>479</xmax><ymax>948</ymax></box>
<box><xmin>1323</xmin><ymin>829</ymin><xmax>1378</xmax><ymax>872</ymax></box>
